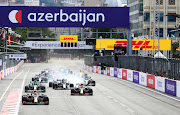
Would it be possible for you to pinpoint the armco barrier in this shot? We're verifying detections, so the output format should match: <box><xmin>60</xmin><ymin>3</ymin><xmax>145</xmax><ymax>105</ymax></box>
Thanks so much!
<box><xmin>84</xmin><ymin>65</ymin><xmax>180</xmax><ymax>99</ymax></box>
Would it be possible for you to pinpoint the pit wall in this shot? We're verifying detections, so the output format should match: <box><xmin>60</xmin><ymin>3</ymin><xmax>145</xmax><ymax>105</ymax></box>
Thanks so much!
<box><xmin>84</xmin><ymin>65</ymin><xmax>180</xmax><ymax>99</ymax></box>
<box><xmin>0</xmin><ymin>60</ymin><xmax>24</xmax><ymax>80</ymax></box>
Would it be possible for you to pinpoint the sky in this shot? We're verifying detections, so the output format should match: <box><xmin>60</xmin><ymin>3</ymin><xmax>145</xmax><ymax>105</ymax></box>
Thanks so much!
<box><xmin>105</xmin><ymin>0</ymin><xmax>127</xmax><ymax>7</ymax></box>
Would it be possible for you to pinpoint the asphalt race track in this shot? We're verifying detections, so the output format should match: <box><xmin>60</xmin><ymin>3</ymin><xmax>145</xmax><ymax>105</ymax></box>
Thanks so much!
<box><xmin>0</xmin><ymin>58</ymin><xmax>180</xmax><ymax>115</ymax></box>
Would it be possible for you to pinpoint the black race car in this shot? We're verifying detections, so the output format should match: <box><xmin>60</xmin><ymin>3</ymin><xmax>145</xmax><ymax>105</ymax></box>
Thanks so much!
<box><xmin>25</xmin><ymin>83</ymin><xmax>46</xmax><ymax>92</ymax></box>
<box><xmin>71</xmin><ymin>84</ymin><xmax>93</xmax><ymax>96</ymax></box>
<box><xmin>49</xmin><ymin>79</ymin><xmax>74</xmax><ymax>90</ymax></box>
<box><xmin>22</xmin><ymin>90</ymin><xmax>49</xmax><ymax>105</ymax></box>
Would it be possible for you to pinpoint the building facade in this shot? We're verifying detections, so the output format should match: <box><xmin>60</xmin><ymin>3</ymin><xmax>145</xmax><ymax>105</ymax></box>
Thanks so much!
<box><xmin>128</xmin><ymin>0</ymin><xmax>180</xmax><ymax>40</ymax></box>
<box><xmin>24</xmin><ymin>0</ymin><xmax>39</xmax><ymax>6</ymax></box>
<box><xmin>127</xmin><ymin>0</ymin><xmax>143</xmax><ymax>37</ymax></box>
<box><xmin>143</xmin><ymin>0</ymin><xmax>180</xmax><ymax>41</ymax></box>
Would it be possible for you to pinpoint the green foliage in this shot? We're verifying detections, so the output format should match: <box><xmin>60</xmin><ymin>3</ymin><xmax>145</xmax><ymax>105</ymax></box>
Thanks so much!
<box><xmin>11</xmin><ymin>27</ymin><xmax>55</xmax><ymax>42</ymax></box>
<box><xmin>172</xmin><ymin>41</ymin><xmax>180</xmax><ymax>58</ymax></box>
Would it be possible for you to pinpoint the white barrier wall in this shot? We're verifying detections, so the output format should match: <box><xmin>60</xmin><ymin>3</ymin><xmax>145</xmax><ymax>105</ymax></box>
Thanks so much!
<box><xmin>127</xmin><ymin>70</ymin><xmax>133</xmax><ymax>82</ymax></box>
<box><xmin>110</xmin><ymin>67</ymin><xmax>114</xmax><ymax>77</ymax></box>
<box><xmin>117</xmin><ymin>68</ymin><xmax>122</xmax><ymax>78</ymax></box>
<box><xmin>177</xmin><ymin>81</ymin><xmax>180</xmax><ymax>98</ymax></box>
<box><xmin>84</xmin><ymin>65</ymin><xmax>180</xmax><ymax>99</ymax></box>
<box><xmin>155</xmin><ymin>76</ymin><xmax>165</xmax><ymax>92</ymax></box>
<box><xmin>139</xmin><ymin>72</ymin><xmax>147</xmax><ymax>86</ymax></box>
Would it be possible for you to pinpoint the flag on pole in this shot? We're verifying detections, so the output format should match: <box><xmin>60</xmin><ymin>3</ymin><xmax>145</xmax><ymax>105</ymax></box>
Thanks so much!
<box><xmin>8</xmin><ymin>35</ymin><xmax>11</xmax><ymax>44</ymax></box>
<box><xmin>2</xmin><ymin>30</ymin><xmax>7</xmax><ymax>40</ymax></box>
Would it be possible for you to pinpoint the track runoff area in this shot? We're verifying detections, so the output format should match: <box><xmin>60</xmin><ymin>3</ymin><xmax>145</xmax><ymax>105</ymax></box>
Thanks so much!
<box><xmin>0</xmin><ymin>59</ymin><xmax>179</xmax><ymax>115</ymax></box>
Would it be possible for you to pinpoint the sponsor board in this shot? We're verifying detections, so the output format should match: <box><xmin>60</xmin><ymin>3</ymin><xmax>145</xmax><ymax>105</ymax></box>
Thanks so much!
<box><xmin>122</xmin><ymin>69</ymin><xmax>127</xmax><ymax>80</ymax></box>
<box><xmin>96</xmin><ymin>66</ymin><xmax>99</xmax><ymax>73</ymax></box>
<box><xmin>93</xmin><ymin>66</ymin><xmax>96</xmax><ymax>73</ymax></box>
<box><xmin>107</xmin><ymin>67</ymin><xmax>110</xmax><ymax>76</ymax></box>
<box><xmin>155</xmin><ymin>76</ymin><xmax>165</xmax><ymax>92</ymax></box>
<box><xmin>9</xmin><ymin>54</ymin><xmax>27</xmax><ymax>59</ymax></box>
<box><xmin>98</xmin><ymin>66</ymin><xmax>101</xmax><ymax>74</ymax></box>
<box><xmin>104</xmin><ymin>68</ymin><xmax>107</xmax><ymax>75</ymax></box>
<box><xmin>139</xmin><ymin>72</ymin><xmax>147</xmax><ymax>86</ymax></box>
<box><xmin>25</xmin><ymin>41</ymin><xmax>93</xmax><ymax>49</ymax></box>
<box><xmin>0</xmin><ymin>6</ymin><xmax>129</xmax><ymax>28</ymax></box>
<box><xmin>165</xmin><ymin>79</ymin><xmax>176</xmax><ymax>96</ymax></box>
<box><xmin>90</xmin><ymin>67</ymin><xmax>92</xmax><ymax>72</ymax></box>
<box><xmin>177</xmin><ymin>81</ymin><xmax>180</xmax><ymax>98</ymax></box>
<box><xmin>118</xmin><ymin>68</ymin><xmax>122</xmax><ymax>78</ymax></box>
<box><xmin>147</xmin><ymin>75</ymin><xmax>155</xmax><ymax>89</ymax></box>
<box><xmin>110</xmin><ymin>67</ymin><xmax>114</xmax><ymax>77</ymax></box>
<box><xmin>60</xmin><ymin>35</ymin><xmax>78</xmax><ymax>43</ymax></box>
<box><xmin>114</xmin><ymin>68</ymin><xmax>118</xmax><ymax>77</ymax></box>
<box><xmin>127</xmin><ymin>70</ymin><xmax>133</xmax><ymax>81</ymax></box>
<box><xmin>96</xmin><ymin>39</ymin><xmax>171</xmax><ymax>51</ymax></box>
<box><xmin>133</xmin><ymin>71</ymin><xmax>139</xmax><ymax>84</ymax></box>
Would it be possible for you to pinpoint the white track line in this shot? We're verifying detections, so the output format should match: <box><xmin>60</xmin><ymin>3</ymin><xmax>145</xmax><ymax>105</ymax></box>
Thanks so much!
<box><xmin>15</xmin><ymin>68</ymin><xmax>30</xmax><ymax>115</ymax></box>
<box><xmin>0</xmin><ymin>70</ymin><xmax>23</xmax><ymax>102</ymax></box>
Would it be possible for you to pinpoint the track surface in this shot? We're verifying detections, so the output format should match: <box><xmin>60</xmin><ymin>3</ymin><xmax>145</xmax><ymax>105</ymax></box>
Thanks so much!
<box><xmin>0</xmin><ymin>58</ymin><xmax>180</xmax><ymax>115</ymax></box>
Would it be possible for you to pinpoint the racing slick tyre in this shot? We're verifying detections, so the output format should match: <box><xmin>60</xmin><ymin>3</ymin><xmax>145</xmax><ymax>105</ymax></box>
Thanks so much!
<box><xmin>49</xmin><ymin>82</ymin><xmax>52</xmax><ymax>87</ymax></box>
<box><xmin>71</xmin><ymin>89</ymin><xmax>75</xmax><ymax>95</ymax></box>
<box><xmin>92</xmin><ymin>81</ymin><xmax>96</xmax><ymax>86</ymax></box>
<box><xmin>43</xmin><ymin>97</ymin><xmax>49</xmax><ymax>105</ymax></box>
<box><xmin>22</xmin><ymin>96</ymin><xmax>27</xmax><ymax>104</ymax></box>
<box><xmin>89</xmin><ymin>89</ymin><xmax>93</xmax><ymax>96</ymax></box>
<box><xmin>25</xmin><ymin>86</ymin><xmax>29</xmax><ymax>92</ymax></box>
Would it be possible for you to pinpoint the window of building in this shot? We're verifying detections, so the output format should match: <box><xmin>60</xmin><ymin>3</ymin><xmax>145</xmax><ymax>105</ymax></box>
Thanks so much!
<box><xmin>159</xmin><ymin>28</ymin><xmax>163</xmax><ymax>37</ymax></box>
<box><xmin>168</xmin><ymin>28</ymin><xmax>175</xmax><ymax>37</ymax></box>
<box><xmin>139</xmin><ymin>3</ymin><xmax>143</xmax><ymax>12</ymax></box>
<box><xmin>156</xmin><ymin>0</ymin><xmax>163</xmax><ymax>5</ymax></box>
<box><xmin>169</xmin><ymin>0</ymin><xmax>175</xmax><ymax>5</ymax></box>
<box><xmin>144</xmin><ymin>13</ymin><xmax>150</xmax><ymax>22</ymax></box>
<box><xmin>168</xmin><ymin>13</ymin><xmax>176</xmax><ymax>22</ymax></box>
<box><xmin>160</xmin><ymin>13</ymin><xmax>164</xmax><ymax>22</ymax></box>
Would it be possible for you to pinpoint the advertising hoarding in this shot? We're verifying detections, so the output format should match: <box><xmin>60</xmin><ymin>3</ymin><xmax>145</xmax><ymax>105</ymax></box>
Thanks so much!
<box><xmin>147</xmin><ymin>75</ymin><xmax>155</xmax><ymax>89</ymax></box>
<box><xmin>60</xmin><ymin>35</ymin><xmax>78</xmax><ymax>43</ymax></box>
<box><xmin>133</xmin><ymin>71</ymin><xmax>139</xmax><ymax>84</ymax></box>
<box><xmin>165</xmin><ymin>79</ymin><xmax>176</xmax><ymax>96</ymax></box>
<box><xmin>139</xmin><ymin>72</ymin><xmax>147</xmax><ymax>86</ymax></box>
<box><xmin>0</xmin><ymin>6</ymin><xmax>129</xmax><ymax>28</ymax></box>
<box><xmin>96</xmin><ymin>39</ymin><xmax>171</xmax><ymax>51</ymax></box>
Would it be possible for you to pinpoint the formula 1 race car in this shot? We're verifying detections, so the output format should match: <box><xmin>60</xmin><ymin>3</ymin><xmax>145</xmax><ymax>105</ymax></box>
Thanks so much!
<box><xmin>49</xmin><ymin>79</ymin><xmax>74</xmax><ymax>90</ymax></box>
<box><xmin>25</xmin><ymin>83</ymin><xmax>46</xmax><ymax>92</ymax></box>
<box><xmin>32</xmin><ymin>74</ymin><xmax>48</xmax><ymax>83</ymax></box>
<box><xmin>83</xmin><ymin>74</ymin><xmax>96</xmax><ymax>86</ymax></box>
<box><xmin>22</xmin><ymin>90</ymin><xmax>49</xmax><ymax>105</ymax></box>
<box><xmin>71</xmin><ymin>84</ymin><xmax>93</xmax><ymax>96</ymax></box>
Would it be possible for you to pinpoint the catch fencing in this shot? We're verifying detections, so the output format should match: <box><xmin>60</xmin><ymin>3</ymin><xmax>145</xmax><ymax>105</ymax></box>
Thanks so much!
<box><xmin>84</xmin><ymin>55</ymin><xmax>180</xmax><ymax>80</ymax></box>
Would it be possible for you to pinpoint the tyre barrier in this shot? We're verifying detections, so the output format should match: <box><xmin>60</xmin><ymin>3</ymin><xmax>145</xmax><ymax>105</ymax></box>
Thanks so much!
<box><xmin>84</xmin><ymin>65</ymin><xmax>180</xmax><ymax>99</ymax></box>
<box><xmin>0</xmin><ymin>60</ymin><xmax>24</xmax><ymax>80</ymax></box>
